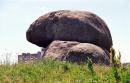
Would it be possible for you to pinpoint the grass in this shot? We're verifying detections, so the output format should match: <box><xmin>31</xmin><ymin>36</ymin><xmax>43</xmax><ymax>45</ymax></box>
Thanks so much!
<box><xmin>0</xmin><ymin>48</ymin><xmax>130</xmax><ymax>83</ymax></box>
<box><xmin>0</xmin><ymin>59</ymin><xmax>130</xmax><ymax>83</ymax></box>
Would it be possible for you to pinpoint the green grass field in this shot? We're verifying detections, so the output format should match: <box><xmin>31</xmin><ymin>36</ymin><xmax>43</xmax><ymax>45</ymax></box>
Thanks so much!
<box><xmin>0</xmin><ymin>58</ymin><xmax>130</xmax><ymax>83</ymax></box>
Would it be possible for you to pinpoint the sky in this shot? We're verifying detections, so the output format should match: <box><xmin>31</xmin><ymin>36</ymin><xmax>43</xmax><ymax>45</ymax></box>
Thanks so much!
<box><xmin>0</xmin><ymin>0</ymin><xmax>130</xmax><ymax>63</ymax></box>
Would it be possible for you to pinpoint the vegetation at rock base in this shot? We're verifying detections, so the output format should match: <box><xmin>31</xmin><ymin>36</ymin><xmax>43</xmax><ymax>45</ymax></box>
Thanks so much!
<box><xmin>0</xmin><ymin>48</ymin><xmax>130</xmax><ymax>83</ymax></box>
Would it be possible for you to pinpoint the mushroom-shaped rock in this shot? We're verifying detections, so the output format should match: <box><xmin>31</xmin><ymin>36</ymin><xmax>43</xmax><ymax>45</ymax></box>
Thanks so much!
<box><xmin>26</xmin><ymin>10</ymin><xmax>113</xmax><ymax>51</ymax></box>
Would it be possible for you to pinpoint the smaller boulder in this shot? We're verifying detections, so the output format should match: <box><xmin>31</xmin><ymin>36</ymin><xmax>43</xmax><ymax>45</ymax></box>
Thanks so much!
<box><xmin>43</xmin><ymin>40</ymin><xmax>110</xmax><ymax>65</ymax></box>
<box><xmin>44</xmin><ymin>40</ymin><xmax>79</xmax><ymax>60</ymax></box>
<box><xmin>66</xmin><ymin>43</ymin><xmax>110</xmax><ymax>65</ymax></box>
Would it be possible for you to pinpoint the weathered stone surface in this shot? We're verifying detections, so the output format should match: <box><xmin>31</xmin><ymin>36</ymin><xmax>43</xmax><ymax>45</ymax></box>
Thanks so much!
<box><xmin>26</xmin><ymin>10</ymin><xmax>113</xmax><ymax>51</ymax></box>
<box><xmin>43</xmin><ymin>40</ymin><xmax>110</xmax><ymax>65</ymax></box>
<box><xmin>66</xmin><ymin>43</ymin><xmax>110</xmax><ymax>65</ymax></box>
<box><xmin>43</xmin><ymin>40</ymin><xmax>79</xmax><ymax>60</ymax></box>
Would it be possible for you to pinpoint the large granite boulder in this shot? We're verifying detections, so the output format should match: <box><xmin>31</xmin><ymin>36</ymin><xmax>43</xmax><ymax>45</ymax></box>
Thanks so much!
<box><xmin>43</xmin><ymin>40</ymin><xmax>110</xmax><ymax>65</ymax></box>
<box><xmin>26</xmin><ymin>10</ymin><xmax>113</xmax><ymax>51</ymax></box>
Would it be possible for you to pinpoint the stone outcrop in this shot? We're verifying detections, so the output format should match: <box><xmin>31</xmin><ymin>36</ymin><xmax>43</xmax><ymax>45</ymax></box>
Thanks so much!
<box><xmin>26</xmin><ymin>10</ymin><xmax>113</xmax><ymax>51</ymax></box>
<box><xmin>26</xmin><ymin>10</ymin><xmax>113</xmax><ymax>64</ymax></box>
<box><xmin>43</xmin><ymin>40</ymin><xmax>110</xmax><ymax>65</ymax></box>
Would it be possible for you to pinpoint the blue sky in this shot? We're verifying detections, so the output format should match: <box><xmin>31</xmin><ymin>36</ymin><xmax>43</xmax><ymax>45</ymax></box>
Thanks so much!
<box><xmin>0</xmin><ymin>0</ymin><xmax>130</xmax><ymax>63</ymax></box>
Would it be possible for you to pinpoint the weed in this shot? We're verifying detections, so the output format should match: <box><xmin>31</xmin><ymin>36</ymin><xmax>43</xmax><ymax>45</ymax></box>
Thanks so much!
<box><xmin>0</xmin><ymin>50</ymin><xmax>130</xmax><ymax>82</ymax></box>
